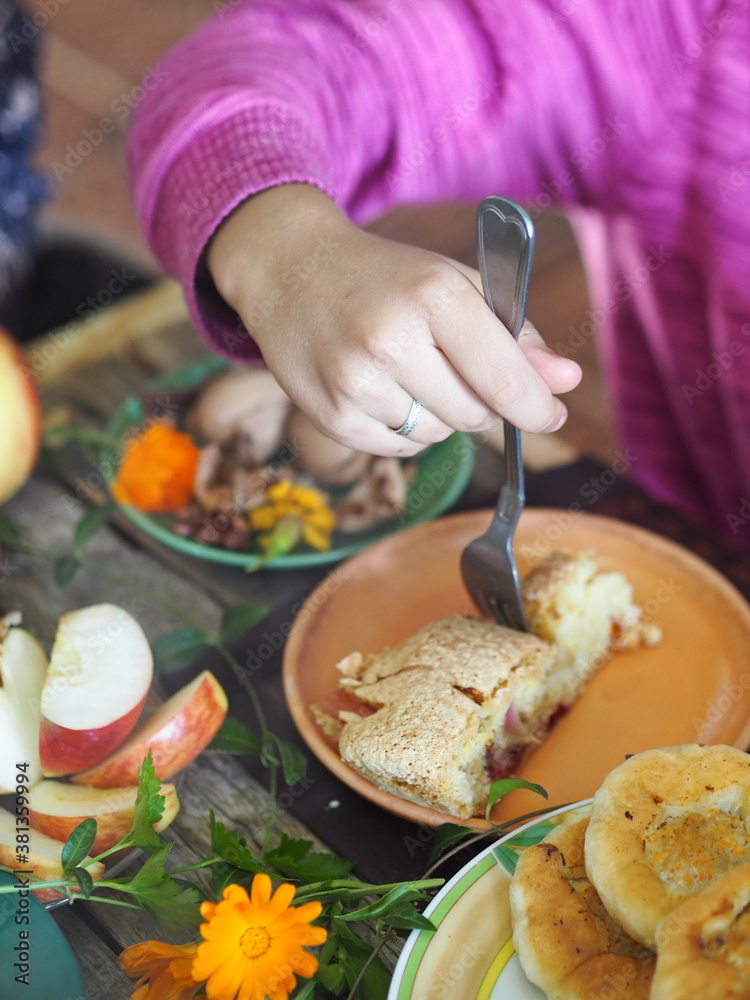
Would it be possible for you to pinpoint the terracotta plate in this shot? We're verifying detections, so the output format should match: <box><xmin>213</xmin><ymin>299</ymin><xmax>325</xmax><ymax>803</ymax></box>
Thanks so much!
<box><xmin>282</xmin><ymin>509</ymin><xmax>750</xmax><ymax>828</ymax></box>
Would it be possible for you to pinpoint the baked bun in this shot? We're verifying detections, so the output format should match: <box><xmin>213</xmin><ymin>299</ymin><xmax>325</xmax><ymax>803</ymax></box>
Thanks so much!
<box><xmin>510</xmin><ymin>813</ymin><xmax>655</xmax><ymax>999</ymax></box>
<box><xmin>584</xmin><ymin>744</ymin><xmax>750</xmax><ymax>947</ymax></box>
<box><xmin>650</xmin><ymin>862</ymin><xmax>750</xmax><ymax>1000</ymax></box>
<box><xmin>337</xmin><ymin>617</ymin><xmax>556</xmax><ymax>817</ymax></box>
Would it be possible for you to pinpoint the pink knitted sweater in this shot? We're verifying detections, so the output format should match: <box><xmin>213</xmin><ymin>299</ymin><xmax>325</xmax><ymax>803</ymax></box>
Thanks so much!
<box><xmin>128</xmin><ymin>0</ymin><xmax>750</xmax><ymax>548</ymax></box>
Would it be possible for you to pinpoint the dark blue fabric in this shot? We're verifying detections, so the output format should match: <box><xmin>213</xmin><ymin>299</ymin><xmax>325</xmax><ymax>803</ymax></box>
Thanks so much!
<box><xmin>0</xmin><ymin>1</ymin><xmax>47</xmax><ymax>299</ymax></box>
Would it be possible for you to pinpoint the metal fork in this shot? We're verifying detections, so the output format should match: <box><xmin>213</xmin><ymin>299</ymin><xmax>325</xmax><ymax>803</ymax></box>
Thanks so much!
<box><xmin>460</xmin><ymin>196</ymin><xmax>535</xmax><ymax>631</ymax></box>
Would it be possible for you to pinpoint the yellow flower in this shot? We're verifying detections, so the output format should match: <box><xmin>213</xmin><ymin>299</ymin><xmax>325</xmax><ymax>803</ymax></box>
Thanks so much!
<box><xmin>192</xmin><ymin>876</ymin><xmax>327</xmax><ymax>1000</ymax></box>
<box><xmin>119</xmin><ymin>939</ymin><xmax>200</xmax><ymax>1000</ymax></box>
<box><xmin>249</xmin><ymin>480</ymin><xmax>335</xmax><ymax>552</ymax></box>
<box><xmin>112</xmin><ymin>422</ymin><xmax>200</xmax><ymax>514</ymax></box>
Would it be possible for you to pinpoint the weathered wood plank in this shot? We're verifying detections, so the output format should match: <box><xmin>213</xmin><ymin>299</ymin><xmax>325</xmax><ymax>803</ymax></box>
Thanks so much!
<box><xmin>24</xmin><ymin>280</ymin><xmax>189</xmax><ymax>387</ymax></box>
<box><xmin>50</xmin><ymin>905</ymin><xmax>129</xmax><ymax>1000</ymax></box>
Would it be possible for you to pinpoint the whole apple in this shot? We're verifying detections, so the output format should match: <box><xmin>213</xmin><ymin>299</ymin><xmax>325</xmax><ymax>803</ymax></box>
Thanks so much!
<box><xmin>0</xmin><ymin>325</ymin><xmax>41</xmax><ymax>503</ymax></box>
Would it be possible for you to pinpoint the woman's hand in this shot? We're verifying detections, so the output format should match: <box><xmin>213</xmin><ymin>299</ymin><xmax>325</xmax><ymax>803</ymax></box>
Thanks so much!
<box><xmin>208</xmin><ymin>184</ymin><xmax>582</xmax><ymax>456</ymax></box>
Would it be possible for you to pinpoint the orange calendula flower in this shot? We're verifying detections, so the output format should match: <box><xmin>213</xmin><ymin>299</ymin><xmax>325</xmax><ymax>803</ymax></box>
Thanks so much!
<box><xmin>112</xmin><ymin>423</ymin><xmax>200</xmax><ymax>513</ymax></box>
<box><xmin>192</xmin><ymin>875</ymin><xmax>327</xmax><ymax>1000</ymax></box>
<box><xmin>249</xmin><ymin>480</ymin><xmax>335</xmax><ymax>552</ymax></box>
<box><xmin>120</xmin><ymin>939</ymin><xmax>200</xmax><ymax>1000</ymax></box>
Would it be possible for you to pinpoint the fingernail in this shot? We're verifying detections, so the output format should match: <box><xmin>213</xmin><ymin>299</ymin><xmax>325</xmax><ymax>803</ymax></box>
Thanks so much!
<box><xmin>550</xmin><ymin>406</ymin><xmax>567</xmax><ymax>432</ymax></box>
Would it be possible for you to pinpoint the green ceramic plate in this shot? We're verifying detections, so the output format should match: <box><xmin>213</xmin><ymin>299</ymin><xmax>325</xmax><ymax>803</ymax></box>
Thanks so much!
<box><xmin>0</xmin><ymin>871</ymin><xmax>88</xmax><ymax>999</ymax></box>
<box><xmin>106</xmin><ymin>358</ymin><xmax>475</xmax><ymax>569</ymax></box>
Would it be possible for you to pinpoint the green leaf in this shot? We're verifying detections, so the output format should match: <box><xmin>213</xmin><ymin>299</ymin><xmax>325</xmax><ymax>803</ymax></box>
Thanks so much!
<box><xmin>427</xmin><ymin>823</ymin><xmax>477</xmax><ymax>866</ymax></box>
<box><xmin>493</xmin><ymin>842</ymin><xmax>521</xmax><ymax>876</ymax></box>
<box><xmin>207</xmin><ymin>717</ymin><xmax>261</xmax><ymax>756</ymax></box>
<box><xmin>0</xmin><ymin>513</ymin><xmax>21</xmax><ymax>545</ymax></box>
<box><xmin>124</xmin><ymin>751</ymin><xmax>165</xmax><ymax>853</ymax></box>
<box><xmin>151</xmin><ymin>629</ymin><xmax>208</xmax><ymax>674</ymax></box>
<box><xmin>314</xmin><ymin>963</ymin><xmax>346</xmax><ymax>992</ymax></box>
<box><xmin>338</xmin><ymin>883</ymin><xmax>428</xmax><ymax>923</ymax></box>
<box><xmin>486</xmin><ymin>777</ymin><xmax>548</xmax><ymax>818</ymax></box>
<box><xmin>220</xmin><ymin>603</ymin><xmax>266</xmax><ymax>644</ymax></box>
<box><xmin>505</xmin><ymin>820</ymin><xmax>556</xmax><ymax>848</ymax></box>
<box><xmin>73</xmin><ymin>502</ymin><xmax>114</xmax><ymax>554</ymax></box>
<box><xmin>264</xmin><ymin>835</ymin><xmax>351</xmax><ymax>882</ymax></box>
<box><xmin>54</xmin><ymin>555</ymin><xmax>80</xmax><ymax>587</ymax></box>
<box><xmin>277</xmin><ymin>738</ymin><xmax>307</xmax><ymax>786</ymax></box>
<box><xmin>492</xmin><ymin>820</ymin><xmax>557</xmax><ymax>876</ymax></box>
<box><xmin>61</xmin><ymin>818</ymin><xmax>97</xmax><ymax>872</ymax></box>
<box><xmin>123</xmin><ymin>847</ymin><xmax>203</xmax><ymax>931</ymax></box>
<box><xmin>263</xmin><ymin>518</ymin><xmax>302</xmax><ymax>558</ymax></box>
<box><xmin>70</xmin><ymin>866</ymin><xmax>94</xmax><ymax>899</ymax></box>
<box><xmin>209</xmin><ymin>813</ymin><xmax>266</xmax><ymax>874</ymax></box>
<box><xmin>378</xmin><ymin>902</ymin><xmax>435</xmax><ymax>932</ymax></box>
<box><xmin>332</xmin><ymin>925</ymin><xmax>392</xmax><ymax>1000</ymax></box>
<box><xmin>283</xmin><ymin>852</ymin><xmax>353</xmax><ymax>883</ymax></box>
<box><xmin>266</xmin><ymin>834</ymin><xmax>313</xmax><ymax>864</ymax></box>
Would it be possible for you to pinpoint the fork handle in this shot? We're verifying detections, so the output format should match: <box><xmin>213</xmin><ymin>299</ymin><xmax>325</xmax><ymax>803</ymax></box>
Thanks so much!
<box><xmin>477</xmin><ymin>196</ymin><xmax>535</xmax><ymax>526</ymax></box>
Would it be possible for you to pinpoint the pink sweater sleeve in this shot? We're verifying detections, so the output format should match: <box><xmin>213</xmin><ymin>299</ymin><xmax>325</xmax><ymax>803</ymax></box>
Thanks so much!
<box><xmin>127</xmin><ymin>0</ymin><xmax>688</xmax><ymax>359</ymax></box>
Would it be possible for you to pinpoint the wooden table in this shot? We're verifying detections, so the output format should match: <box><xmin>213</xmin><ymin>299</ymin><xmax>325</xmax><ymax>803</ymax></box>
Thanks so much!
<box><xmin>4</xmin><ymin>283</ymin><xmax>750</xmax><ymax>999</ymax></box>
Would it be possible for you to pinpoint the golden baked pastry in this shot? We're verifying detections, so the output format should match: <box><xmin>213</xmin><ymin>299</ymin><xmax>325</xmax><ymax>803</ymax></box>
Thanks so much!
<box><xmin>510</xmin><ymin>813</ymin><xmax>655</xmax><ymax>999</ymax></box>
<box><xmin>650</xmin><ymin>862</ymin><xmax>750</xmax><ymax>1000</ymax></box>
<box><xmin>320</xmin><ymin>549</ymin><xmax>660</xmax><ymax>818</ymax></box>
<box><xmin>336</xmin><ymin>616</ymin><xmax>557</xmax><ymax>817</ymax></box>
<box><xmin>522</xmin><ymin>549</ymin><xmax>661</xmax><ymax>685</ymax></box>
<box><xmin>584</xmin><ymin>744</ymin><xmax>750</xmax><ymax>947</ymax></box>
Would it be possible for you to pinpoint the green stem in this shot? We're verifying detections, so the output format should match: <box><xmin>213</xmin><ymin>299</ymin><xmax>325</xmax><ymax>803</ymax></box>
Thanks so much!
<box><xmin>213</xmin><ymin>640</ymin><xmax>269</xmax><ymax>736</ymax></box>
<box><xmin>0</xmin><ymin>878</ymin><xmax>71</xmax><ymax>893</ymax></box>
<box><xmin>75</xmin><ymin>895</ymin><xmax>144</xmax><ymax>911</ymax></box>
<box><xmin>294</xmin><ymin>878</ymin><xmax>443</xmax><ymax>904</ymax></box>
<box><xmin>165</xmin><ymin>858</ymin><xmax>222</xmax><ymax>876</ymax></box>
<box><xmin>43</xmin><ymin>424</ymin><xmax>122</xmax><ymax>450</ymax></box>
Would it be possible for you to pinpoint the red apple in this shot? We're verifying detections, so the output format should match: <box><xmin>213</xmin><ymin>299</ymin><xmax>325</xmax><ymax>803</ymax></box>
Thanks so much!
<box><xmin>71</xmin><ymin>670</ymin><xmax>228</xmax><ymax>788</ymax></box>
<box><xmin>29</xmin><ymin>780</ymin><xmax>180</xmax><ymax>855</ymax></box>
<box><xmin>0</xmin><ymin>625</ymin><xmax>48</xmax><ymax>793</ymax></box>
<box><xmin>0</xmin><ymin>806</ymin><xmax>105</xmax><ymax>903</ymax></box>
<box><xmin>39</xmin><ymin>603</ymin><xmax>153</xmax><ymax>776</ymax></box>
<box><xmin>0</xmin><ymin>326</ymin><xmax>41</xmax><ymax>504</ymax></box>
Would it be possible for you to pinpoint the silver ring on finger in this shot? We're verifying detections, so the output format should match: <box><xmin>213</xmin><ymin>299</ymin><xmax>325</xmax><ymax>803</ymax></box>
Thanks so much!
<box><xmin>392</xmin><ymin>398</ymin><xmax>424</xmax><ymax>437</ymax></box>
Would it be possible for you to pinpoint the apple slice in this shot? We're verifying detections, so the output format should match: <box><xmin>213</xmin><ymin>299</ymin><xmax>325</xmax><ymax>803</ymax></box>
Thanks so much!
<box><xmin>0</xmin><ymin>806</ymin><xmax>105</xmax><ymax>903</ymax></box>
<box><xmin>71</xmin><ymin>670</ymin><xmax>228</xmax><ymax>788</ymax></box>
<box><xmin>0</xmin><ymin>626</ymin><xmax>48</xmax><ymax>793</ymax></box>
<box><xmin>29</xmin><ymin>780</ymin><xmax>180</xmax><ymax>855</ymax></box>
<box><xmin>0</xmin><ymin>325</ymin><xmax>41</xmax><ymax>503</ymax></box>
<box><xmin>39</xmin><ymin>603</ymin><xmax>153</xmax><ymax>776</ymax></box>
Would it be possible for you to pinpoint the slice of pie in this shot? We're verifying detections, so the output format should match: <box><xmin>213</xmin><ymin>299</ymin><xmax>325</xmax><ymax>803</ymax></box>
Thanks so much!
<box><xmin>315</xmin><ymin>549</ymin><xmax>660</xmax><ymax>818</ymax></box>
